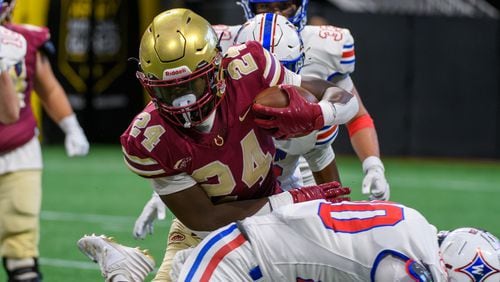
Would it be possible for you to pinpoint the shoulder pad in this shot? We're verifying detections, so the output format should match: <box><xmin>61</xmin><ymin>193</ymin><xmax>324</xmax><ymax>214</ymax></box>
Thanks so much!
<box><xmin>0</xmin><ymin>26</ymin><xmax>27</xmax><ymax>67</ymax></box>
<box><xmin>7</xmin><ymin>23</ymin><xmax>51</xmax><ymax>50</ymax></box>
<box><xmin>222</xmin><ymin>41</ymin><xmax>285</xmax><ymax>94</ymax></box>
<box><xmin>300</xmin><ymin>25</ymin><xmax>355</xmax><ymax>79</ymax></box>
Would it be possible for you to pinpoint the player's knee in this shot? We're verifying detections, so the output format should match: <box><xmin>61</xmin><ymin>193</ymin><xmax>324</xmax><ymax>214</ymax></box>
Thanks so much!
<box><xmin>4</xmin><ymin>196</ymin><xmax>39</xmax><ymax>235</ymax></box>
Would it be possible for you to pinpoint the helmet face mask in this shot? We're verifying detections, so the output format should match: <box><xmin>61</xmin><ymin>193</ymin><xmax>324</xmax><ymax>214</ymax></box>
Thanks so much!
<box><xmin>235</xmin><ymin>13</ymin><xmax>304</xmax><ymax>73</ymax></box>
<box><xmin>439</xmin><ymin>227</ymin><xmax>500</xmax><ymax>282</ymax></box>
<box><xmin>239</xmin><ymin>0</ymin><xmax>309</xmax><ymax>30</ymax></box>
<box><xmin>252</xmin><ymin>1</ymin><xmax>297</xmax><ymax>17</ymax></box>
<box><xmin>137</xmin><ymin>61</ymin><xmax>219</xmax><ymax>128</ymax></box>
<box><xmin>137</xmin><ymin>8</ymin><xmax>224</xmax><ymax>128</ymax></box>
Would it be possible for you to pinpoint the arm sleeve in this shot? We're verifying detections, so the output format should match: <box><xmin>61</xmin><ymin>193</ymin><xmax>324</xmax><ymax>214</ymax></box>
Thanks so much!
<box><xmin>331</xmin><ymin>74</ymin><xmax>354</xmax><ymax>93</ymax></box>
<box><xmin>151</xmin><ymin>173</ymin><xmax>197</xmax><ymax>195</ymax></box>
<box><xmin>283</xmin><ymin>68</ymin><xmax>301</xmax><ymax>86</ymax></box>
<box><xmin>303</xmin><ymin>145</ymin><xmax>335</xmax><ymax>172</ymax></box>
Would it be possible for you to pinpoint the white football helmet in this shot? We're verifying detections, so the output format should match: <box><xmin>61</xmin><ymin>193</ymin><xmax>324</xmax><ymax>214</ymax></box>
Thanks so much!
<box><xmin>439</xmin><ymin>227</ymin><xmax>500</xmax><ymax>282</ymax></box>
<box><xmin>235</xmin><ymin>13</ymin><xmax>304</xmax><ymax>73</ymax></box>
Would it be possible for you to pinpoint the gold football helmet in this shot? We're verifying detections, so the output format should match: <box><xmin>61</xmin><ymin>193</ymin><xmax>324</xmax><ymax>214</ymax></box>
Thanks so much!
<box><xmin>136</xmin><ymin>8</ymin><xmax>223</xmax><ymax>128</ymax></box>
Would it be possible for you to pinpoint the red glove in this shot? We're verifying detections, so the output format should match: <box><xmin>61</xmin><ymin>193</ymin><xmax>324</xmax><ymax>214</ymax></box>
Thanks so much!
<box><xmin>252</xmin><ymin>85</ymin><xmax>324</xmax><ymax>139</ymax></box>
<box><xmin>269</xmin><ymin>181</ymin><xmax>351</xmax><ymax>210</ymax></box>
<box><xmin>290</xmin><ymin>181</ymin><xmax>351</xmax><ymax>203</ymax></box>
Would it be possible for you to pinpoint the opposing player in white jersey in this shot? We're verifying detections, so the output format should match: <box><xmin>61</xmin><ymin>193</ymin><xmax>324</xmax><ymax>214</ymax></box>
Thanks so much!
<box><xmin>78</xmin><ymin>200</ymin><xmax>500</xmax><ymax>282</ymax></box>
<box><xmin>234</xmin><ymin>13</ymin><xmax>340</xmax><ymax>191</ymax></box>
<box><xmin>172</xmin><ymin>199</ymin><xmax>448</xmax><ymax>281</ymax></box>
<box><xmin>214</xmin><ymin>0</ymin><xmax>390</xmax><ymax>201</ymax></box>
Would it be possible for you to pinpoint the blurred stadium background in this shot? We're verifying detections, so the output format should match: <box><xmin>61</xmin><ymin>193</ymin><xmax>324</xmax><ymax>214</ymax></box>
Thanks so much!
<box><xmin>3</xmin><ymin>0</ymin><xmax>499</xmax><ymax>280</ymax></box>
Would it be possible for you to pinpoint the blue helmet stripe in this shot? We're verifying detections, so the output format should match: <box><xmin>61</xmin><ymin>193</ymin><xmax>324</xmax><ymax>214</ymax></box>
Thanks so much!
<box><xmin>261</xmin><ymin>13</ymin><xmax>275</xmax><ymax>52</ymax></box>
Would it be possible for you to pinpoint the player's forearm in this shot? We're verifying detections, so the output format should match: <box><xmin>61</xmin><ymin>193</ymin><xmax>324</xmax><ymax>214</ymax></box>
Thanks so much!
<box><xmin>345</xmin><ymin>87</ymin><xmax>380</xmax><ymax>161</ymax></box>
<box><xmin>160</xmin><ymin>185</ymin><xmax>271</xmax><ymax>232</ymax></box>
<box><xmin>301</xmin><ymin>77</ymin><xmax>359</xmax><ymax>126</ymax></box>
<box><xmin>38</xmin><ymin>85</ymin><xmax>74</xmax><ymax>123</ymax></box>
<box><xmin>0</xmin><ymin>71</ymin><xmax>20</xmax><ymax>124</ymax></box>
<box><xmin>312</xmin><ymin>159</ymin><xmax>341</xmax><ymax>185</ymax></box>
<box><xmin>300</xmin><ymin>76</ymin><xmax>355</xmax><ymax>105</ymax></box>
<box><xmin>350</xmin><ymin>127</ymin><xmax>380</xmax><ymax>161</ymax></box>
<box><xmin>311</xmin><ymin>79</ymin><xmax>359</xmax><ymax>124</ymax></box>
<box><xmin>168</xmin><ymin>196</ymin><xmax>270</xmax><ymax>232</ymax></box>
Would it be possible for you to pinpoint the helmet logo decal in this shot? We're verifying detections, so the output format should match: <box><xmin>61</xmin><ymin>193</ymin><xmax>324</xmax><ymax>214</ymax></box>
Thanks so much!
<box><xmin>162</xmin><ymin>66</ymin><xmax>192</xmax><ymax>80</ymax></box>
<box><xmin>456</xmin><ymin>250</ymin><xmax>500</xmax><ymax>281</ymax></box>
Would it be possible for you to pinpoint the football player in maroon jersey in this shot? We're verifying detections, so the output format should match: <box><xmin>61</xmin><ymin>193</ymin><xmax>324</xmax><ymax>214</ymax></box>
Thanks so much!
<box><xmin>0</xmin><ymin>1</ymin><xmax>89</xmax><ymax>280</ymax></box>
<box><xmin>121</xmin><ymin>8</ymin><xmax>358</xmax><ymax>280</ymax></box>
<box><xmin>214</xmin><ymin>0</ymin><xmax>390</xmax><ymax>201</ymax></box>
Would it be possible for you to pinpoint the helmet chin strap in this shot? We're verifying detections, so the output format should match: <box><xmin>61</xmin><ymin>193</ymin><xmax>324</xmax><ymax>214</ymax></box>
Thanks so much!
<box><xmin>196</xmin><ymin>111</ymin><xmax>216</xmax><ymax>133</ymax></box>
<box><xmin>172</xmin><ymin>94</ymin><xmax>197</xmax><ymax>128</ymax></box>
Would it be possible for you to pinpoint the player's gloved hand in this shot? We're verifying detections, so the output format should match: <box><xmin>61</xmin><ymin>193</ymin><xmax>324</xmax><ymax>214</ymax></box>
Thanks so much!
<box><xmin>58</xmin><ymin>114</ymin><xmax>90</xmax><ymax>157</ymax></box>
<box><xmin>0</xmin><ymin>26</ymin><xmax>27</xmax><ymax>72</ymax></box>
<box><xmin>252</xmin><ymin>84</ymin><xmax>324</xmax><ymax>139</ymax></box>
<box><xmin>362</xmin><ymin>156</ymin><xmax>390</xmax><ymax>201</ymax></box>
<box><xmin>269</xmin><ymin>181</ymin><xmax>351</xmax><ymax>209</ymax></box>
<box><xmin>133</xmin><ymin>193</ymin><xmax>166</xmax><ymax>240</ymax></box>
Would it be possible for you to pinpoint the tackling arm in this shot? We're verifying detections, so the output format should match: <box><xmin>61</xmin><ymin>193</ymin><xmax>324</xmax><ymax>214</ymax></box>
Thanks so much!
<box><xmin>300</xmin><ymin>76</ymin><xmax>359</xmax><ymax>126</ymax></box>
<box><xmin>252</xmin><ymin>78</ymin><xmax>358</xmax><ymax>139</ymax></box>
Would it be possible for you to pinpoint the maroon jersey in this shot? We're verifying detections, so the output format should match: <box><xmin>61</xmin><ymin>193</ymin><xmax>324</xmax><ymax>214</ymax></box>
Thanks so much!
<box><xmin>0</xmin><ymin>24</ymin><xmax>50</xmax><ymax>153</ymax></box>
<box><xmin>121</xmin><ymin>41</ymin><xmax>286</xmax><ymax>202</ymax></box>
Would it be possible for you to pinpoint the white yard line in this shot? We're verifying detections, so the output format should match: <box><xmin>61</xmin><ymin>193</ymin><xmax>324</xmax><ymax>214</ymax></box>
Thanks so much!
<box><xmin>40</xmin><ymin>257</ymin><xmax>159</xmax><ymax>274</ymax></box>
<box><xmin>39</xmin><ymin>257</ymin><xmax>99</xmax><ymax>270</ymax></box>
<box><xmin>41</xmin><ymin>211</ymin><xmax>136</xmax><ymax>223</ymax></box>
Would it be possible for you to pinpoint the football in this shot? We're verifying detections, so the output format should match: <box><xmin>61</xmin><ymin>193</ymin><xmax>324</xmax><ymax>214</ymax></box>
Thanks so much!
<box><xmin>254</xmin><ymin>85</ymin><xmax>318</xmax><ymax>108</ymax></box>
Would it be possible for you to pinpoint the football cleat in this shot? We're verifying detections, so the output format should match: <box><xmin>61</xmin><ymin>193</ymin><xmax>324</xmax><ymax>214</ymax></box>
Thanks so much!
<box><xmin>77</xmin><ymin>234</ymin><xmax>155</xmax><ymax>282</ymax></box>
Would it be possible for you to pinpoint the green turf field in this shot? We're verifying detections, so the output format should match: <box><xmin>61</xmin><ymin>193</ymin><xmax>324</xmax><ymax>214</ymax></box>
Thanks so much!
<box><xmin>1</xmin><ymin>145</ymin><xmax>499</xmax><ymax>281</ymax></box>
